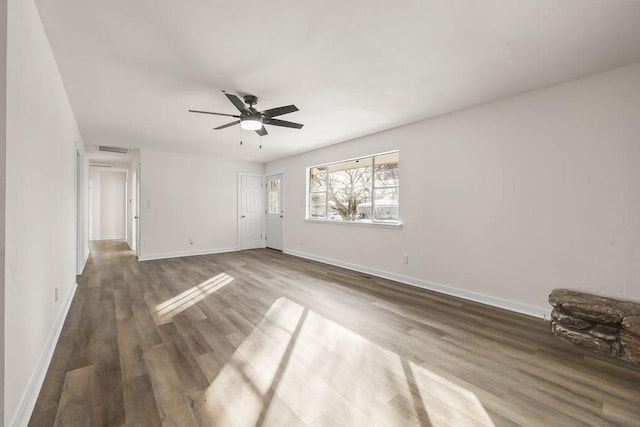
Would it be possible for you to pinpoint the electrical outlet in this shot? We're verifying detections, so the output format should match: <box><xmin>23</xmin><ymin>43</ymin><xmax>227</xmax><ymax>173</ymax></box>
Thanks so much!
<box><xmin>401</xmin><ymin>255</ymin><xmax>409</xmax><ymax>264</ymax></box>
<box><xmin>55</xmin><ymin>287</ymin><xmax>59</xmax><ymax>302</ymax></box>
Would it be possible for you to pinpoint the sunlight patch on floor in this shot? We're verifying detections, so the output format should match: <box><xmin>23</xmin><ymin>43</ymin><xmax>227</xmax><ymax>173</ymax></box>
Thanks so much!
<box><xmin>195</xmin><ymin>297</ymin><xmax>495</xmax><ymax>426</ymax></box>
<box><xmin>154</xmin><ymin>273</ymin><xmax>234</xmax><ymax>323</ymax></box>
<box><xmin>408</xmin><ymin>360</ymin><xmax>495</xmax><ymax>426</ymax></box>
<box><xmin>198</xmin><ymin>298</ymin><xmax>305</xmax><ymax>426</ymax></box>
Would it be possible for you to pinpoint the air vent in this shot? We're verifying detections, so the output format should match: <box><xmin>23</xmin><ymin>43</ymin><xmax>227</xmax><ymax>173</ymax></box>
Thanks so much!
<box><xmin>89</xmin><ymin>161</ymin><xmax>114</xmax><ymax>168</ymax></box>
<box><xmin>98</xmin><ymin>145</ymin><xmax>129</xmax><ymax>154</ymax></box>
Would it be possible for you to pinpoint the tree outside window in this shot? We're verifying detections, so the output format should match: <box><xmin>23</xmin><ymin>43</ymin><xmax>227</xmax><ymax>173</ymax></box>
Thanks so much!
<box><xmin>307</xmin><ymin>151</ymin><xmax>399</xmax><ymax>223</ymax></box>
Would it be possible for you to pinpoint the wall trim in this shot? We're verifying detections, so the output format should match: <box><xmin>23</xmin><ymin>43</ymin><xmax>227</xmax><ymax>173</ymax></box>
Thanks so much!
<box><xmin>139</xmin><ymin>247</ymin><xmax>238</xmax><ymax>262</ymax></box>
<box><xmin>12</xmin><ymin>282</ymin><xmax>78</xmax><ymax>427</ymax></box>
<box><xmin>304</xmin><ymin>218</ymin><xmax>403</xmax><ymax>229</ymax></box>
<box><xmin>284</xmin><ymin>249</ymin><xmax>549</xmax><ymax>319</ymax></box>
<box><xmin>98</xmin><ymin>236</ymin><xmax>126</xmax><ymax>241</ymax></box>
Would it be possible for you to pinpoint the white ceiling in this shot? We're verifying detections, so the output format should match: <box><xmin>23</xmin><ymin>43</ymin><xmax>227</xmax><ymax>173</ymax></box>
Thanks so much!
<box><xmin>35</xmin><ymin>0</ymin><xmax>640</xmax><ymax>163</ymax></box>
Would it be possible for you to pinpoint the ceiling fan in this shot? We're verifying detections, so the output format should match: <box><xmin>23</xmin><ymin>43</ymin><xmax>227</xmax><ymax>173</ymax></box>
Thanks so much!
<box><xmin>189</xmin><ymin>92</ymin><xmax>303</xmax><ymax>136</ymax></box>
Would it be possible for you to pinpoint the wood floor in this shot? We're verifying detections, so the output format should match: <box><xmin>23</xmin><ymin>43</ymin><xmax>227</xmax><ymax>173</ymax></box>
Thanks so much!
<box><xmin>29</xmin><ymin>241</ymin><xmax>640</xmax><ymax>426</ymax></box>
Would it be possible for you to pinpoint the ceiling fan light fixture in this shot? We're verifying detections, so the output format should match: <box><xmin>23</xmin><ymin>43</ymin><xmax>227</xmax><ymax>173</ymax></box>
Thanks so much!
<box><xmin>240</xmin><ymin>116</ymin><xmax>263</xmax><ymax>131</ymax></box>
<box><xmin>189</xmin><ymin>93</ymin><xmax>302</xmax><ymax>137</ymax></box>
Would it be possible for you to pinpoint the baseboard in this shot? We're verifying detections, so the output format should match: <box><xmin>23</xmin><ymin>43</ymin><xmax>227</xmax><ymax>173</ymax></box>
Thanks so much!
<box><xmin>79</xmin><ymin>247</ymin><xmax>90</xmax><ymax>275</ymax></box>
<box><xmin>11</xmin><ymin>282</ymin><xmax>78</xmax><ymax>427</ymax></box>
<box><xmin>284</xmin><ymin>249</ymin><xmax>549</xmax><ymax>319</ymax></box>
<box><xmin>139</xmin><ymin>247</ymin><xmax>238</xmax><ymax>262</ymax></box>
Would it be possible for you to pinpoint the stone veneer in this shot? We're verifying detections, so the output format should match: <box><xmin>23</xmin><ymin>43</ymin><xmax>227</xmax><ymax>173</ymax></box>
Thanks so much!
<box><xmin>549</xmin><ymin>289</ymin><xmax>640</xmax><ymax>365</ymax></box>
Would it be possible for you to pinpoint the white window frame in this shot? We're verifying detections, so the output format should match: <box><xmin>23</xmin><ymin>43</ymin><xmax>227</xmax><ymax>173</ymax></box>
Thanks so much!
<box><xmin>305</xmin><ymin>150</ymin><xmax>401</xmax><ymax>228</ymax></box>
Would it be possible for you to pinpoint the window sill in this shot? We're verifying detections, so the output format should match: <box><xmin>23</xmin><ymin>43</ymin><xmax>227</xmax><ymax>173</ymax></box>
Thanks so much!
<box><xmin>304</xmin><ymin>219</ymin><xmax>403</xmax><ymax>229</ymax></box>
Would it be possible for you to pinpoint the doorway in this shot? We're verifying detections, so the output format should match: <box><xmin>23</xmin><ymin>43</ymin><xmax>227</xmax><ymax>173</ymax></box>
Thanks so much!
<box><xmin>133</xmin><ymin>163</ymin><xmax>141</xmax><ymax>257</ymax></box>
<box><xmin>89</xmin><ymin>169</ymin><xmax>127</xmax><ymax>241</ymax></box>
<box><xmin>238</xmin><ymin>173</ymin><xmax>264</xmax><ymax>250</ymax></box>
<box><xmin>265</xmin><ymin>173</ymin><xmax>284</xmax><ymax>250</ymax></box>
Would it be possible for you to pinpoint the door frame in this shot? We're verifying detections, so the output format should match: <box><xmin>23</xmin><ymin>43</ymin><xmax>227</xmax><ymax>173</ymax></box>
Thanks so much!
<box><xmin>75</xmin><ymin>145</ymin><xmax>83</xmax><ymax>275</ymax></box>
<box><xmin>265</xmin><ymin>171</ymin><xmax>285</xmax><ymax>250</ymax></box>
<box><xmin>134</xmin><ymin>162</ymin><xmax>141</xmax><ymax>258</ymax></box>
<box><xmin>237</xmin><ymin>172</ymin><xmax>266</xmax><ymax>250</ymax></box>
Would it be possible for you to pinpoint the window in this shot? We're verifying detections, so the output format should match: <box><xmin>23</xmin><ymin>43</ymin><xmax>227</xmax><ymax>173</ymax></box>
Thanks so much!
<box><xmin>307</xmin><ymin>151</ymin><xmax>399</xmax><ymax>224</ymax></box>
<box><xmin>268</xmin><ymin>179</ymin><xmax>281</xmax><ymax>214</ymax></box>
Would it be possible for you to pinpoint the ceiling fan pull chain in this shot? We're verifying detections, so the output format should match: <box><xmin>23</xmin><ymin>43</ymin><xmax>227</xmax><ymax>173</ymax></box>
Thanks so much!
<box><xmin>239</xmin><ymin>126</ymin><xmax>243</xmax><ymax>145</ymax></box>
<box><xmin>259</xmin><ymin>135</ymin><xmax>262</xmax><ymax>149</ymax></box>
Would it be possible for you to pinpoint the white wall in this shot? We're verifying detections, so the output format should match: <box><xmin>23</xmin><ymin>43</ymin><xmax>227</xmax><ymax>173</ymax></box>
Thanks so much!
<box><xmin>89</xmin><ymin>168</ymin><xmax>100</xmax><ymax>240</ymax></box>
<box><xmin>0</xmin><ymin>0</ymin><xmax>7</xmax><ymax>423</ymax></box>
<box><xmin>89</xmin><ymin>169</ymin><xmax>126</xmax><ymax>240</ymax></box>
<box><xmin>5</xmin><ymin>0</ymin><xmax>86</xmax><ymax>424</ymax></box>
<box><xmin>266</xmin><ymin>62</ymin><xmax>640</xmax><ymax>317</ymax></box>
<box><xmin>139</xmin><ymin>149</ymin><xmax>263</xmax><ymax>260</ymax></box>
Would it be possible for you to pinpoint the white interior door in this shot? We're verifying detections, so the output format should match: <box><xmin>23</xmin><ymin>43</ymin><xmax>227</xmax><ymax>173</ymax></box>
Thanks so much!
<box><xmin>97</xmin><ymin>170</ymin><xmax>126</xmax><ymax>240</ymax></box>
<box><xmin>240</xmin><ymin>174</ymin><xmax>264</xmax><ymax>250</ymax></box>
<box><xmin>266</xmin><ymin>174</ymin><xmax>284</xmax><ymax>250</ymax></box>
<box><xmin>75</xmin><ymin>148</ymin><xmax>82</xmax><ymax>274</ymax></box>
<box><xmin>88</xmin><ymin>179</ymin><xmax>93</xmax><ymax>241</ymax></box>
<box><xmin>132</xmin><ymin>164</ymin><xmax>140</xmax><ymax>257</ymax></box>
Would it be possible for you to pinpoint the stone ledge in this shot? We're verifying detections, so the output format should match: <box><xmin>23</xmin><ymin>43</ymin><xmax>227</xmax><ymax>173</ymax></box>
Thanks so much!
<box><xmin>622</xmin><ymin>316</ymin><xmax>640</xmax><ymax>336</ymax></box>
<box><xmin>549</xmin><ymin>289</ymin><xmax>640</xmax><ymax>365</ymax></box>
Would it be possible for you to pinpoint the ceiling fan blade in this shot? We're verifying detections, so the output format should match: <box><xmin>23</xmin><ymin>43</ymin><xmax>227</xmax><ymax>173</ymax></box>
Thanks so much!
<box><xmin>225</xmin><ymin>93</ymin><xmax>248</xmax><ymax>113</ymax></box>
<box><xmin>189</xmin><ymin>109</ymin><xmax>240</xmax><ymax>118</ymax></box>
<box><xmin>262</xmin><ymin>104</ymin><xmax>299</xmax><ymax>118</ymax></box>
<box><xmin>214</xmin><ymin>120</ymin><xmax>240</xmax><ymax>130</ymax></box>
<box><xmin>265</xmin><ymin>118</ymin><xmax>304</xmax><ymax>129</ymax></box>
<box><xmin>255</xmin><ymin>126</ymin><xmax>268</xmax><ymax>136</ymax></box>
